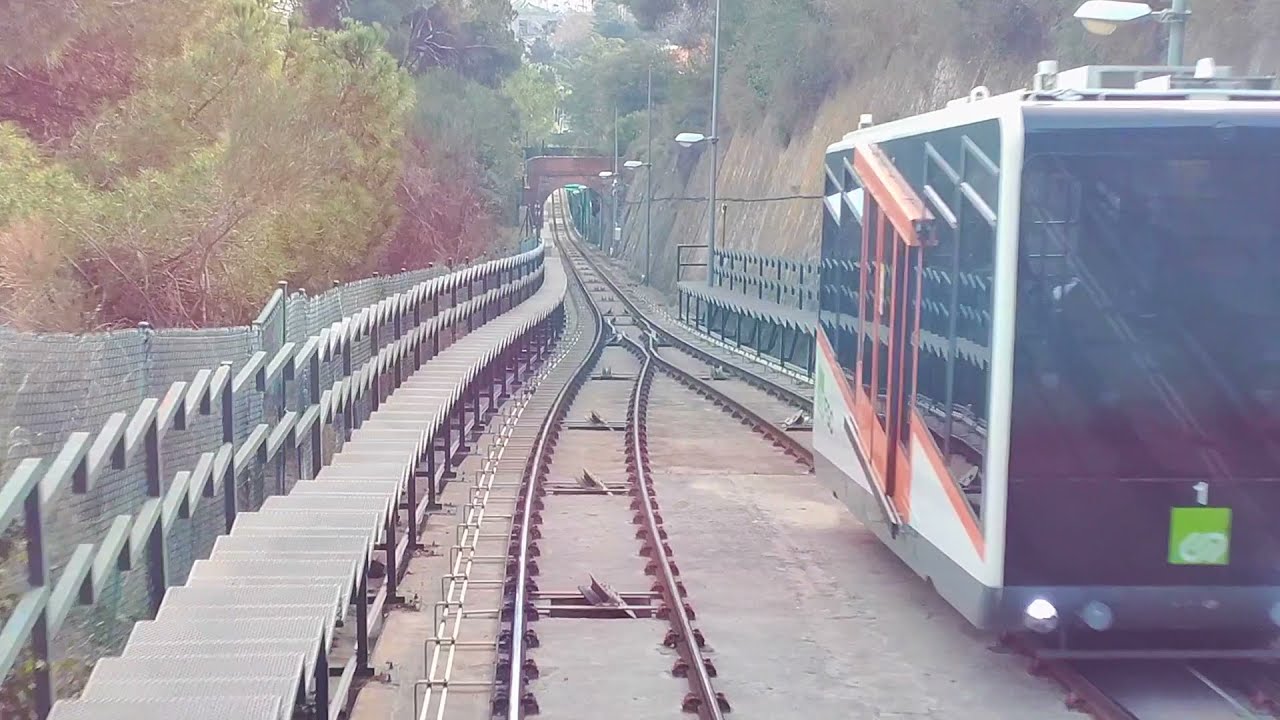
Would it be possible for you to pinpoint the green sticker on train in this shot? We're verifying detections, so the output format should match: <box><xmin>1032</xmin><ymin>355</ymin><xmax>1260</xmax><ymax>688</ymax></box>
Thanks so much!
<box><xmin>1167</xmin><ymin>507</ymin><xmax>1231</xmax><ymax>566</ymax></box>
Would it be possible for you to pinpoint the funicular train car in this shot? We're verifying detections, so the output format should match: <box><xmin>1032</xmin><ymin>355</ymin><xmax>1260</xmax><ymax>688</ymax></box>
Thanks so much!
<box><xmin>814</xmin><ymin>59</ymin><xmax>1280</xmax><ymax>644</ymax></box>
<box><xmin>563</xmin><ymin>184</ymin><xmax>604</xmax><ymax>246</ymax></box>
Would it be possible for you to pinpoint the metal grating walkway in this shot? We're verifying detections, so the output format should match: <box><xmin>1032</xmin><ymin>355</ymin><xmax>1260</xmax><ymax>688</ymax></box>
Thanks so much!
<box><xmin>49</xmin><ymin>251</ymin><xmax>569</xmax><ymax>720</ymax></box>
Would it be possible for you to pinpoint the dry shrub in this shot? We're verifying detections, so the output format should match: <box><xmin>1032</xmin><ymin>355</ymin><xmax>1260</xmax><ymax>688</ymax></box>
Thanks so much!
<box><xmin>379</xmin><ymin>138</ymin><xmax>497</xmax><ymax>272</ymax></box>
<box><xmin>0</xmin><ymin>219</ymin><xmax>89</xmax><ymax>332</ymax></box>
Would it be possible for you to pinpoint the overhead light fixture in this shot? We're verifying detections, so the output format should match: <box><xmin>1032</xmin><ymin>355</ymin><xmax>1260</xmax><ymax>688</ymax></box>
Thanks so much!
<box><xmin>1074</xmin><ymin>0</ymin><xmax>1153</xmax><ymax>36</ymax></box>
<box><xmin>674</xmin><ymin>132</ymin><xmax>707</xmax><ymax>148</ymax></box>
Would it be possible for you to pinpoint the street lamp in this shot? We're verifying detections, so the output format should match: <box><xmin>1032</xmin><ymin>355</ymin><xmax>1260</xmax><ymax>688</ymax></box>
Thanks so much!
<box><xmin>675</xmin><ymin>132</ymin><xmax>707</xmax><ymax>148</ymax></box>
<box><xmin>1074</xmin><ymin>0</ymin><xmax>1190</xmax><ymax>66</ymax></box>
<box><xmin>673</xmin><ymin>0</ymin><xmax>721</xmax><ymax>286</ymax></box>
<box><xmin>622</xmin><ymin>160</ymin><xmax>652</xmax><ymax>284</ymax></box>
<box><xmin>598</xmin><ymin>170</ymin><xmax>621</xmax><ymax>255</ymax></box>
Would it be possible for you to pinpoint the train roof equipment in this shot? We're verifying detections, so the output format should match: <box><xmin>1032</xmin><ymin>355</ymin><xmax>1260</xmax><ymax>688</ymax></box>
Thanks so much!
<box><xmin>843</xmin><ymin>58</ymin><xmax>1280</xmax><ymax>142</ymax></box>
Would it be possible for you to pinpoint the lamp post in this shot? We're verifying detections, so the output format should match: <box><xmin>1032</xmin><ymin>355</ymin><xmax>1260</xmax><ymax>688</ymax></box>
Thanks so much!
<box><xmin>674</xmin><ymin>0</ymin><xmax>721</xmax><ymax>286</ymax></box>
<box><xmin>622</xmin><ymin>65</ymin><xmax>654</xmax><ymax>285</ymax></box>
<box><xmin>598</xmin><ymin>169</ymin><xmax>618</xmax><ymax>254</ymax></box>
<box><xmin>612</xmin><ymin>104</ymin><xmax>620</xmax><ymax>254</ymax></box>
<box><xmin>624</xmin><ymin>157</ymin><xmax>651</xmax><ymax>284</ymax></box>
<box><xmin>1074</xmin><ymin>0</ymin><xmax>1191</xmax><ymax>66</ymax></box>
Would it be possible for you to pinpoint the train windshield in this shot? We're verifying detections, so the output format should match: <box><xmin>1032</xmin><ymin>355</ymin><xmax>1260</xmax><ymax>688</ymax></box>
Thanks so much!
<box><xmin>1011</xmin><ymin>120</ymin><xmax>1280</xmax><ymax>480</ymax></box>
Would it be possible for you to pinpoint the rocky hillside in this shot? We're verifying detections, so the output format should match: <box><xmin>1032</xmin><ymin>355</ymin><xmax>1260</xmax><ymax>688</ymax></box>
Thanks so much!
<box><xmin>607</xmin><ymin>0</ymin><xmax>1280</xmax><ymax>293</ymax></box>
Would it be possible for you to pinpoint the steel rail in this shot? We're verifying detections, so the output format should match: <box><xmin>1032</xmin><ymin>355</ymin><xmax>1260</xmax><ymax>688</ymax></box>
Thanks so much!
<box><xmin>504</xmin><ymin>198</ymin><xmax>609</xmax><ymax>719</ymax></box>
<box><xmin>1007</xmin><ymin>634</ymin><xmax>1276</xmax><ymax>720</ymax></box>
<box><xmin>503</xmin><ymin>193</ymin><xmax>734</xmax><ymax>717</ymax></box>
<box><xmin>559</xmin><ymin>229</ymin><xmax>727</xmax><ymax>719</ymax></box>
<box><xmin>642</xmin><ymin>330</ymin><xmax>812</xmax><ymax>468</ymax></box>
<box><xmin>416</xmin><ymin>381</ymin><xmax>542</xmax><ymax>720</ymax></box>
<box><xmin>562</xmin><ymin>228</ymin><xmax>811</xmax><ymax>469</ymax></box>
<box><xmin>563</xmin><ymin>224</ymin><xmax>809</xmax><ymax>411</ymax></box>
<box><xmin>628</xmin><ymin>329</ymin><xmax>725</xmax><ymax>719</ymax></box>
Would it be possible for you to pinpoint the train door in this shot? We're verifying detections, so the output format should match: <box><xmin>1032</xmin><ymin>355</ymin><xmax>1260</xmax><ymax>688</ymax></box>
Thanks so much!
<box><xmin>853</xmin><ymin>143</ymin><xmax>934</xmax><ymax>517</ymax></box>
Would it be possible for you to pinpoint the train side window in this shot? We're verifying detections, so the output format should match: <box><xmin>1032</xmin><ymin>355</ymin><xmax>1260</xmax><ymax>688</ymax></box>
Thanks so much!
<box><xmin>859</xmin><ymin>201</ymin><xmax>880</xmax><ymax>397</ymax></box>
<box><xmin>905</xmin><ymin>124</ymin><xmax>999</xmax><ymax>518</ymax></box>
<box><xmin>819</xmin><ymin>155</ymin><xmax>865</xmax><ymax>380</ymax></box>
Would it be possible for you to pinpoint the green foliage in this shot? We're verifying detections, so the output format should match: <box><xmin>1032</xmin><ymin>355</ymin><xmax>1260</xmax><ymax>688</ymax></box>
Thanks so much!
<box><xmin>558</xmin><ymin>38</ymin><xmax>675</xmax><ymax>149</ymax></box>
<box><xmin>0</xmin><ymin>128</ymin><xmax>92</xmax><ymax>224</ymax></box>
<box><xmin>594</xmin><ymin>0</ymin><xmax>641</xmax><ymax>39</ymax></box>
<box><xmin>0</xmin><ymin>0</ymin><xmax>414</xmax><ymax>328</ymax></box>
<box><xmin>347</xmin><ymin>0</ymin><xmax>522</xmax><ymax>86</ymax></box>
<box><xmin>503</xmin><ymin>64</ymin><xmax>562</xmax><ymax>142</ymax></box>
<box><xmin>714</xmin><ymin>0</ymin><xmax>835</xmax><ymax>137</ymax></box>
<box><xmin>413</xmin><ymin>68</ymin><xmax>522</xmax><ymax>205</ymax></box>
<box><xmin>616</xmin><ymin>0</ymin><xmax>680</xmax><ymax>31</ymax></box>
<box><xmin>0</xmin><ymin>126</ymin><xmax>96</xmax><ymax>328</ymax></box>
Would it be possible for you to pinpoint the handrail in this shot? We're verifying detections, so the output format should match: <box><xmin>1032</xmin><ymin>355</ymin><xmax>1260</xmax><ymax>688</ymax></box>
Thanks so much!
<box><xmin>0</xmin><ymin>242</ymin><xmax>548</xmax><ymax>716</ymax></box>
<box><xmin>707</xmin><ymin>249</ymin><xmax>818</xmax><ymax>310</ymax></box>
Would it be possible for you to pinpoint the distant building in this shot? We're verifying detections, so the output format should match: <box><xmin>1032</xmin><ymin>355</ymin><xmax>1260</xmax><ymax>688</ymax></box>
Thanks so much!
<box><xmin>512</xmin><ymin>0</ymin><xmax>560</xmax><ymax>43</ymax></box>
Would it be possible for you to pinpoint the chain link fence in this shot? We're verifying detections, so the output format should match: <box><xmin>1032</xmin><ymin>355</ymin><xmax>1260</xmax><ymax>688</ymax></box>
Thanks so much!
<box><xmin>0</xmin><ymin>261</ymin><xmax>468</xmax><ymax>687</ymax></box>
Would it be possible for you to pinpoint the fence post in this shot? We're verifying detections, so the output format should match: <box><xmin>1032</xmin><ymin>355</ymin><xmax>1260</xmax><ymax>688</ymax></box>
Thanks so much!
<box><xmin>309</xmin><ymin>350</ymin><xmax>322</xmax><ymax>479</ymax></box>
<box><xmin>797</xmin><ymin>263</ymin><xmax>806</xmax><ymax>310</ymax></box>
<box><xmin>25</xmin><ymin>480</ymin><xmax>54</xmax><ymax>718</ymax></box>
<box><xmin>220</xmin><ymin>360</ymin><xmax>237</xmax><ymax>532</ymax></box>
<box><xmin>275</xmin><ymin>281</ymin><xmax>288</xmax><ymax>496</ymax></box>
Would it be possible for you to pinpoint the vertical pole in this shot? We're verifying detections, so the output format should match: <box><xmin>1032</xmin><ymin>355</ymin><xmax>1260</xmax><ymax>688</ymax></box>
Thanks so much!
<box><xmin>309</xmin><ymin>353</ymin><xmax>322</xmax><ymax>478</ymax></box>
<box><xmin>612</xmin><ymin>104</ymin><xmax>619</xmax><ymax>256</ymax></box>
<box><xmin>355</xmin><ymin>572</ymin><xmax>370</xmax><ymax>672</ymax></box>
<box><xmin>707</xmin><ymin>0</ymin><xmax>722</xmax><ymax>286</ymax></box>
<box><xmin>25</xmin><ymin>490</ymin><xmax>53</xmax><ymax>718</ymax></box>
<box><xmin>720</xmin><ymin>203</ymin><xmax>728</xmax><ymax>288</ymax></box>
<box><xmin>145</xmin><ymin>420</ymin><xmax>167</xmax><ymax>611</ymax></box>
<box><xmin>1168</xmin><ymin>0</ymin><xmax>1188</xmax><ymax>67</ymax></box>
<box><xmin>645</xmin><ymin>64</ymin><xmax>653</xmax><ymax>286</ymax></box>
<box><xmin>276</xmin><ymin>281</ymin><xmax>288</xmax><ymax>497</ymax></box>
<box><xmin>220</xmin><ymin>361</ymin><xmax>238</xmax><ymax>532</ymax></box>
<box><xmin>426</xmin><ymin>437</ymin><xmax>438</xmax><ymax>510</ymax></box>
<box><xmin>384</xmin><ymin>513</ymin><xmax>398</xmax><ymax>603</ymax></box>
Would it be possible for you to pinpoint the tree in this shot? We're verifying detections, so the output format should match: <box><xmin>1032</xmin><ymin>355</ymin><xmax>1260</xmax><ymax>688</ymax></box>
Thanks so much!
<box><xmin>0</xmin><ymin>126</ymin><xmax>95</xmax><ymax>329</ymax></box>
<box><xmin>503</xmin><ymin>64</ymin><xmax>562</xmax><ymax>143</ymax></box>
<box><xmin>558</xmin><ymin>38</ymin><xmax>675</xmax><ymax>148</ymax></box>
<box><xmin>380</xmin><ymin>135</ymin><xmax>497</xmax><ymax>271</ymax></box>
<box><xmin>618</xmin><ymin>0</ymin><xmax>681</xmax><ymax>30</ymax></box>
<box><xmin>347</xmin><ymin>0</ymin><xmax>522</xmax><ymax>86</ymax></box>
<box><xmin>412</xmin><ymin>68</ymin><xmax>522</xmax><ymax>205</ymax></box>
<box><xmin>528</xmin><ymin>35</ymin><xmax>556</xmax><ymax>64</ymax></box>
<box><xmin>550</xmin><ymin>12</ymin><xmax>595</xmax><ymax>57</ymax></box>
<box><xmin>594</xmin><ymin>0</ymin><xmax>641</xmax><ymax>39</ymax></box>
<box><xmin>0</xmin><ymin>0</ymin><xmax>219</xmax><ymax>145</ymax></box>
<box><xmin>0</xmin><ymin>1</ymin><xmax>414</xmax><ymax>329</ymax></box>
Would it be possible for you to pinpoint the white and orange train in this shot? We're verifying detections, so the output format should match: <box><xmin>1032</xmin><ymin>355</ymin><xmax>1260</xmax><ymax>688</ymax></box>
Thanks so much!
<box><xmin>814</xmin><ymin>60</ymin><xmax>1280</xmax><ymax>643</ymax></box>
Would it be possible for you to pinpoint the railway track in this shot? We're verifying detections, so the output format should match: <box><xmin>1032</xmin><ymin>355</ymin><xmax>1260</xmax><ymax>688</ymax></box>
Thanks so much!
<box><xmin>497</xmin><ymin>200</ymin><xmax>732</xmax><ymax>718</ymax></box>
<box><xmin>414</xmin><ymin>194</ymin><xmax>812</xmax><ymax>719</ymax></box>
<box><xmin>559</xmin><ymin>213</ymin><xmax>813</xmax><ymax>472</ymax></box>
<box><xmin>1011</xmin><ymin>636</ymin><xmax>1280</xmax><ymax>719</ymax></box>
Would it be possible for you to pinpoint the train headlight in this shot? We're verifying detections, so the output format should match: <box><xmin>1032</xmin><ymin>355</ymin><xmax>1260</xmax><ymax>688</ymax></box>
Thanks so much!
<box><xmin>1024</xmin><ymin>598</ymin><xmax>1059</xmax><ymax>634</ymax></box>
<box><xmin>1079</xmin><ymin>601</ymin><xmax>1114</xmax><ymax>632</ymax></box>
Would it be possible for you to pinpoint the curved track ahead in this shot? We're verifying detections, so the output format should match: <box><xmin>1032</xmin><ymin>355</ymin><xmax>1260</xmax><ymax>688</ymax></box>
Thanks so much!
<box><xmin>492</xmin><ymin>193</ymin><xmax>812</xmax><ymax>719</ymax></box>
<box><xmin>558</xmin><ymin>212</ymin><xmax>813</xmax><ymax>472</ymax></box>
